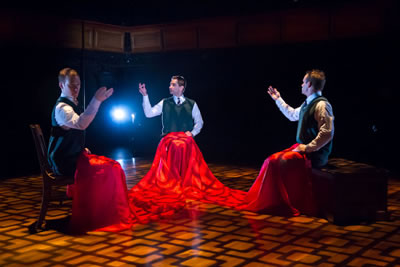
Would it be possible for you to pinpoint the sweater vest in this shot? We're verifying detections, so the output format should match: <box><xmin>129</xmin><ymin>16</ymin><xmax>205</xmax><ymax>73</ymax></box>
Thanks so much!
<box><xmin>161</xmin><ymin>97</ymin><xmax>195</xmax><ymax>135</ymax></box>
<box><xmin>296</xmin><ymin>96</ymin><xmax>333</xmax><ymax>168</ymax></box>
<box><xmin>47</xmin><ymin>97</ymin><xmax>85</xmax><ymax>175</ymax></box>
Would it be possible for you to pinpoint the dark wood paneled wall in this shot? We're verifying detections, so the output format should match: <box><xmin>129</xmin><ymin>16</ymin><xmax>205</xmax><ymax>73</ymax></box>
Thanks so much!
<box><xmin>1</xmin><ymin>0</ymin><xmax>393</xmax><ymax>53</ymax></box>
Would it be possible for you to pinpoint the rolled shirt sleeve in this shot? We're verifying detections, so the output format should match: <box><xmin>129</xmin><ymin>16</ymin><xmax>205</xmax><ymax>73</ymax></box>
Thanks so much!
<box><xmin>305</xmin><ymin>101</ymin><xmax>334</xmax><ymax>153</ymax></box>
<box><xmin>55</xmin><ymin>96</ymin><xmax>101</xmax><ymax>130</ymax></box>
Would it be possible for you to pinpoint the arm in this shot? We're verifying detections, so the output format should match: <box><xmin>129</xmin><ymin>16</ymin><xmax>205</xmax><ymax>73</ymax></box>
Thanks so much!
<box><xmin>189</xmin><ymin>102</ymin><xmax>204</xmax><ymax>137</ymax></box>
<box><xmin>305</xmin><ymin>101</ymin><xmax>334</xmax><ymax>152</ymax></box>
<box><xmin>268</xmin><ymin>86</ymin><xmax>300</xmax><ymax>121</ymax></box>
<box><xmin>55</xmin><ymin>87</ymin><xmax>113</xmax><ymax>130</ymax></box>
<box><xmin>275</xmin><ymin>98</ymin><xmax>301</xmax><ymax>121</ymax></box>
<box><xmin>142</xmin><ymin>95</ymin><xmax>163</xmax><ymax>118</ymax></box>
<box><xmin>139</xmin><ymin>82</ymin><xmax>163</xmax><ymax>118</ymax></box>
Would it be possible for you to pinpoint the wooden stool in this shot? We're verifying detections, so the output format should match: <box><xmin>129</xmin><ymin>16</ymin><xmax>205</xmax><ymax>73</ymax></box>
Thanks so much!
<box><xmin>312</xmin><ymin>158</ymin><xmax>389</xmax><ymax>225</ymax></box>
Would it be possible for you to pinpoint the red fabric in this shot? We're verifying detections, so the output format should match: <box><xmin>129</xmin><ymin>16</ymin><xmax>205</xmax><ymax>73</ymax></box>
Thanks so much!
<box><xmin>67</xmin><ymin>151</ymin><xmax>132</xmax><ymax>233</ymax></box>
<box><xmin>127</xmin><ymin>132</ymin><xmax>247</xmax><ymax>224</ymax></box>
<box><xmin>68</xmin><ymin>134</ymin><xmax>316</xmax><ymax>233</ymax></box>
<box><xmin>240</xmin><ymin>144</ymin><xmax>317</xmax><ymax>216</ymax></box>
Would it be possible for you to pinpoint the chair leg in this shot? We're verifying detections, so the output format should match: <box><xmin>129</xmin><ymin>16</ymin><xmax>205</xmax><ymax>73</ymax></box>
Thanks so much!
<box><xmin>36</xmin><ymin>184</ymin><xmax>51</xmax><ymax>230</ymax></box>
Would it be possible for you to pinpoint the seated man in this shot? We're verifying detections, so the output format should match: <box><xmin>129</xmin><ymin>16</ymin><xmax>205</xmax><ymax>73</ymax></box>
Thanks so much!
<box><xmin>131</xmin><ymin>76</ymin><xmax>245</xmax><ymax>222</ymax></box>
<box><xmin>48</xmin><ymin>67</ymin><xmax>131</xmax><ymax>233</ymax></box>
<box><xmin>242</xmin><ymin>69</ymin><xmax>334</xmax><ymax>216</ymax></box>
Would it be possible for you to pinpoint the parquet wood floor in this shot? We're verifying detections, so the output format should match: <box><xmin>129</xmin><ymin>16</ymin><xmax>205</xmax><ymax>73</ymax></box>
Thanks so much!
<box><xmin>1</xmin><ymin>158</ymin><xmax>400</xmax><ymax>266</ymax></box>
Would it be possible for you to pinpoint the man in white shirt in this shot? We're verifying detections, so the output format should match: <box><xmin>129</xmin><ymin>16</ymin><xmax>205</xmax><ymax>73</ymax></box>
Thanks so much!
<box><xmin>48</xmin><ymin>67</ymin><xmax>114</xmax><ymax>176</ymax></box>
<box><xmin>138</xmin><ymin>75</ymin><xmax>203</xmax><ymax>137</ymax></box>
<box><xmin>243</xmin><ymin>69</ymin><xmax>334</xmax><ymax>216</ymax></box>
<box><xmin>268</xmin><ymin>69</ymin><xmax>334</xmax><ymax>167</ymax></box>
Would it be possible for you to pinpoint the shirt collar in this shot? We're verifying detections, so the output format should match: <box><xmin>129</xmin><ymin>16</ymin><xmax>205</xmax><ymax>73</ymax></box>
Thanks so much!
<box><xmin>60</xmin><ymin>93</ymin><xmax>78</xmax><ymax>105</ymax></box>
<box><xmin>306</xmin><ymin>91</ymin><xmax>322</xmax><ymax>105</ymax></box>
<box><xmin>173</xmin><ymin>95</ymin><xmax>185</xmax><ymax>104</ymax></box>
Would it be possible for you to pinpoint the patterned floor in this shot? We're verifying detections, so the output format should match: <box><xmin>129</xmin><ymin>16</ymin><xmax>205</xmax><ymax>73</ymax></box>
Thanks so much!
<box><xmin>1</xmin><ymin>158</ymin><xmax>400</xmax><ymax>266</ymax></box>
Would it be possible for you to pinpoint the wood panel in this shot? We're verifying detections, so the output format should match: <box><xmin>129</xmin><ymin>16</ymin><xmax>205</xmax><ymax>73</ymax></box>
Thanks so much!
<box><xmin>237</xmin><ymin>14</ymin><xmax>281</xmax><ymax>45</ymax></box>
<box><xmin>93</xmin><ymin>24</ymin><xmax>126</xmax><ymax>53</ymax></box>
<box><xmin>162</xmin><ymin>25</ymin><xmax>198</xmax><ymax>51</ymax></box>
<box><xmin>130</xmin><ymin>27</ymin><xmax>162</xmax><ymax>53</ymax></box>
<box><xmin>282</xmin><ymin>8</ymin><xmax>330</xmax><ymax>42</ymax></box>
<box><xmin>58</xmin><ymin>20</ymin><xmax>93</xmax><ymax>49</ymax></box>
<box><xmin>1</xmin><ymin>0</ymin><xmax>390</xmax><ymax>53</ymax></box>
<box><xmin>198</xmin><ymin>18</ymin><xmax>237</xmax><ymax>48</ymax></box>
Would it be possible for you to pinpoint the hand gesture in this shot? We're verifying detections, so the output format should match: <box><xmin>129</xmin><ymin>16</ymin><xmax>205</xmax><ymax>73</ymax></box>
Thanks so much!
<box><xmin>139</xmin><ymin>83</ymin><xmax>147</xmax><ymax>96</ymax></box>
<box><xmin>267</xmin><ymin>85</ymin><xmax>280</xmax><ymax>100</ymax></box>
<box><xmin>95</xmin><ymin>87</ymin><xmax>114</xmax><ymax>102</ymax></box>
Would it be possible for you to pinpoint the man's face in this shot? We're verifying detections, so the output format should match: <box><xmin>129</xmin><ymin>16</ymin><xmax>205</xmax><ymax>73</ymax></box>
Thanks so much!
<box><xmin>60</xmin><ymin>75</ymin><xmax>81</xmax><ymax>99</ymax></box>
<box><xmin>301</xmin><ymin>74</ymin><xmax>313</xmax><ymax>97</ymax></box>
<box><xmin>169</xmin><ymin>78</ymin><xmax>184</xmax><ymax>97</ymax></box>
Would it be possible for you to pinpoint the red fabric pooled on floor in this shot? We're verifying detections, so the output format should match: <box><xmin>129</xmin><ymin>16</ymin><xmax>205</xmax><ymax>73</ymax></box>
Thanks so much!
<box><xmin>69</xmin><ymin>133</ymin><xmax>317</xmax><ymax>233</ymax></box>
<box><xmin>239</xmin><ymin>144</ymin><xmax>317</xmax><ymax>216</ymax></box>
<box><xmin>126</xmin><ymin>132</ymin><xmax>247</xmax><ymax>224</ymax></box>
<box><xmin>67</xmin><ymin>151</ymin><xmax>133</xmax><ymax>233</ymax></box>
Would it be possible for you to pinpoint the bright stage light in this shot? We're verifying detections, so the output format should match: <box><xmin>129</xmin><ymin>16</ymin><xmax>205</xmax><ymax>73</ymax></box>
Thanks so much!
<box><xmin>131</xmin><ymin>113</ymin><xmax>135</xmax><ymax>124</ymax></box>
<box><xmin>111</xmin><ymin>108</ymin><xmax>128</xmax><ymax>122</ymax></box>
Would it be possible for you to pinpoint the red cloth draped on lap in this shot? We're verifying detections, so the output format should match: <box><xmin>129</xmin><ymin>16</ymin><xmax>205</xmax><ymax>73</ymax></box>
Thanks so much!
<box><xmin>68</xmin><ymin>136</ymin><xmax>316</xmax><ymax>233</ymax></box>
<box><xmin>127</xmin><ymin>132</ymin><xmax>247</xmax><ymax>224</ymax></box>
<box><xmin>239</xmin><ymin>144</ymin><xmax>317</xmax><ymax>216</ymax></box>
<box><xmin>67</xmin><ymin>151</ymin><xmax>132</xmax><ymax>233</ymax></box>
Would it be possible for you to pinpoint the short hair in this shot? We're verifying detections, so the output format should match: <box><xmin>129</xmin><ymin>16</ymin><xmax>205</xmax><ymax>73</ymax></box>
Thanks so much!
<box><xmin>171</xmin><ymin>75</ymin><xmax>186</xmax><ymax>90</ymax></box>
<box><xmin>58</xmin><ymin>68</ymin><xmax>79</xmax><ymax>83</ymax></box>
<box><xmin>305</xmin><ymin>69</ymin><xmax>326</xmax><ymax>91</ymax></box>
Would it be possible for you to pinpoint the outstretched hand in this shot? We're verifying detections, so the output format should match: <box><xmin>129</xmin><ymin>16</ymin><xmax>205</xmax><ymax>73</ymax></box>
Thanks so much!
<box><xmin>139</xmin><ymin>83</ymin><xmax>147</xmax><ymax>96</ymax></box>
<box><xmin>95</xmin><ymin>87</ymin><xmax>114</xmax><ymax>102</ymax></box>
<box><xmin>267</xmin><ymin>85</ymin><xmax>280</xmax><ymax>100</ymax></box>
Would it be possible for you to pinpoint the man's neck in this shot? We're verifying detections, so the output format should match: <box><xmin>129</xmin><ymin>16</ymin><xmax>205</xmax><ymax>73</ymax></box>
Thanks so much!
<box><xmin>60</xmin><ymin>93</ymin><xmax>78</xmax><ymax>105</ymax></box>
<box><xmin>305</xmin><ymin>91</ymin><xmax>322</xmax><ymax>104</ymax></box>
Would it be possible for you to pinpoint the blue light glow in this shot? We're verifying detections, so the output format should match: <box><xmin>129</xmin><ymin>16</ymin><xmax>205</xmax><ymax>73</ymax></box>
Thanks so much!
<box><xmin>111</xmin><ymin>107</ymin><xmax>128</xmax><ymax>122</ymax></box>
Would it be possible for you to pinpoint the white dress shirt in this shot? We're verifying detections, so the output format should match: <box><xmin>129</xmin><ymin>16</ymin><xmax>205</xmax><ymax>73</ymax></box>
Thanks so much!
<box><xmin>275</xmin><ymin>91</ymin><xmax>334</xmax><ymax>153</ymax></box>
<box><xmin>142</xmin><ymin>95</ymin><xmax>204</xmax><ymax>136</ymax></box>
<box><xmin>54</xmin><ymin>93</ymin><xmax>101</xmax><ymax>130</ymax></box>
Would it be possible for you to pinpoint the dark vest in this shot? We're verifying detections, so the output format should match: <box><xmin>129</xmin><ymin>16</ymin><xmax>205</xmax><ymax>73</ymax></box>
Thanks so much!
<box><xmin>161</xmin><ymin>97</ymin><xmax>195</xmax><ymax>135</ymax></box>
<box><xmin>296</xmin><ymin>96</ymin><xmax>333</xmax><ymax>168</ymax></box>
<box><xmin>47</xmin><ymin>97</ymin><xmax>85</xmax><ymax>175</ymax></box>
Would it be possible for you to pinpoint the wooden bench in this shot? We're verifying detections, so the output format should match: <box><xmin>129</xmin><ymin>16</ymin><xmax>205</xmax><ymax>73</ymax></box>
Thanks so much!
<box><xmin>312</xmin><ymin>158</ymin><xmax>389</xmax><ymax>225</ymax></box>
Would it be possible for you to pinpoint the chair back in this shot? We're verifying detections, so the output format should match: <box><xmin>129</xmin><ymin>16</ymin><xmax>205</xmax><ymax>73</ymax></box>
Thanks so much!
<box><xmin>29</xmin><ymin>124</ymin><xmax>52</xmax><ymax>177</ymax></box>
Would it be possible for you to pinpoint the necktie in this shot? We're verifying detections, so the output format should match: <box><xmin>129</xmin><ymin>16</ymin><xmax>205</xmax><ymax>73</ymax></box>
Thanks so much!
<box><xmin>177</xmin><ymin>98</ymin><xmax>181</xmax><ymax>105</ymax></box>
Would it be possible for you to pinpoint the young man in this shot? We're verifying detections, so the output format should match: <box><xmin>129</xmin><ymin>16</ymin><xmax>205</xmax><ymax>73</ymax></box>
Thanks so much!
<box><xmin>130</xmin><ymin>76</ymin><xmax>245</xmax><ymax>223</ymax></box>
<box><xmin>243</xmin><ymin>69</ymin><xmax>334</xmax><ymax>216</ymax></box>
<box><xmin>47</xmin><ymin>68</ymin><xmax>131</xmax><ymax>233</ymax></box>
<box><xmin>138</xmin><ymin>75</ymin><xmax>203</xmax><ymax>137</ymax></box>
<box><xmin>48</xmin><ymin>67</ymin><xmax>113</xmax><ymax>175</ymax></box>
<box><xmin>269</xmin><ymin>69</ymin><xmax>334</xmax><ymax>168</ymax></box>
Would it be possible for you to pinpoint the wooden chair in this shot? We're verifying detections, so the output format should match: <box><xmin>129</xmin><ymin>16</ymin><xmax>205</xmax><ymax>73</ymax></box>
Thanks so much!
<box><xmin>29</xmin><ymin>124</ymin><xmax>74</xmax><ymax>233</ymax></box>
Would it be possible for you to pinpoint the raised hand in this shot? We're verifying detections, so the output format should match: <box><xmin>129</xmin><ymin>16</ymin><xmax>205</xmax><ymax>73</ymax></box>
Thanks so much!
<box><xmin>95</xmin><ymin>87</ymin><xmax>114</xmax><ymax>102</ymax></box>
<box><xmin>267</xmin><ymin>85</ymin><xmax>280</xmax><ymax>100</ymax></box>
<box><xmin>139</xmin><ymin>83</ymin><xmax>147</xmax><ymax>96</ymax></box>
